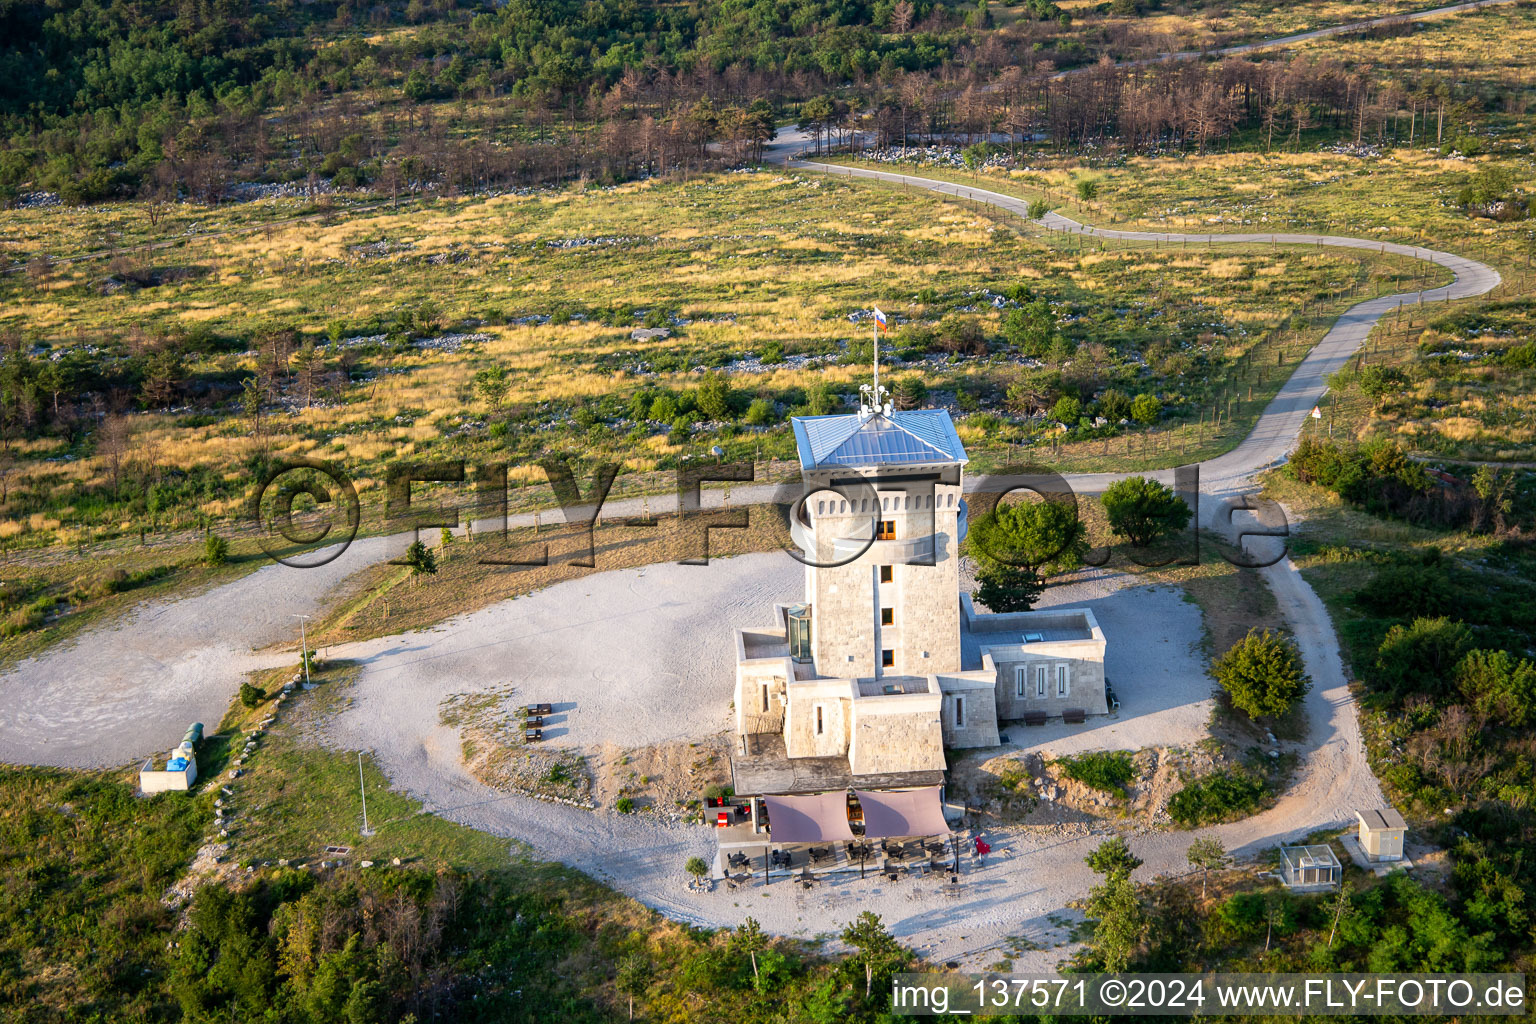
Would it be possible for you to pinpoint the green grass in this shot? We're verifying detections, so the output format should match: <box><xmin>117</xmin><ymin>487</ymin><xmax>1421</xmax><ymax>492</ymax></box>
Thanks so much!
<box><xmin>0</xmin><ymin>768</ymin><xmax>208</xmax><ymax>1020</ymax></box>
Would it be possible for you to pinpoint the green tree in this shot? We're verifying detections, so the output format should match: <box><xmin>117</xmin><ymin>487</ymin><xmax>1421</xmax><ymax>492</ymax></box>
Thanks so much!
<box><xmin>1075</xmin><ymin>177</ymin><xmax>1100</xmax><ymax>201</ymax></box>
<box><xmin>1130</xmin><ymin>393</ymin><xmax>1161</xmax><ymax>424</ymax></box>
<box><xmin>1213</xmin><ymin>628</ymin><xmax>1311</xmax><ymax>719</ymax></box>
<box><xmin>240</xmin><ymin>375</ymin><xmax>265</xmax><ymax>437</ymax></box>
<box><xmin>1085</xmin><ymin>871</ymin><xmax>1145</xmax><ymax>972</ymax></box>
<box><xmin>1085</xmin><ymin>836</ymin><xmax>1142</xmax><ymax>879</ymax></box>
<box><xmin>806</xmin><ymin>381</ymin><xmax>836</xmax><ymax>416</ymax></box>
<box><xmin>695</xmin><ymin>372</ymin><xmax>733</xmax><ymax>420</ymax></box>
<box><xmin>615</xmin><ymin>953</ymin><xmax>651</xmax><ymax>1021</ymax></box>
<box><xmin>685</xmin><ymin>855</ymin><xmax>709</xmax><ymax>882</ymax></box>
<box><xmin>1186</xmin><ymin>837</ymin><xmax>1228</xmax><ymax>900</ymax></box>
<box><xmin>474</xmin><ymin>365</ymin><xmax>511</xmax><ymax>411</ymax></box>
<box><xmin>239</xmin><ymin>682</ymin><xmax>265</xmax><ymax>709</ymax></box>
<box><xmin>841</xmin><ymin>911</ymin><xmax>904</xmax><ymax>998</ymax></box>
<box><xmin>974</xmin><ymin>563</ymin><xmax>1045</xmax><ymax>613</ymax></box>
<box><xmin>203</xmin><ymin>532</ymin><xmax>229</xmax><ymax>566</ymax></box>
<box><xmin>1001</xmin><ymin>299</ymin><xmax>1056</xmax><ymax>357</ymax></box>
<box><xmin>402</xmin><ymin>540</ymin><xmax>437</xmax><ymax>586</ymax></box>
<box><xmin>967</xmin><ymin>498</ymin><xmax>1087</xmax><ymax>577</ymax></box>
<box><xmin>731</xmin><ymin>916</ymin><xmax>768</xmax><ymax>983</ymax></box>
<box><xmin>893</xmin><ymin>375</ymin><xmax>928</xmax><ymax>410</ymax></box>
<box><xmin>1027</xmin><ymin>197</ymin><xmax>1049</xmax><ymax>220</ymax></box>
<box><xmin>1100</xmin><ymin>476</ymin><xmax>1191</xmax><ymax>547</ymax></box>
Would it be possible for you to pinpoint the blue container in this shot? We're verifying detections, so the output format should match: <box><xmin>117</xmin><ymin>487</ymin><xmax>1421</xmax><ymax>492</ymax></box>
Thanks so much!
<box><xmin>167</xmin><ymin>757</ymin><xmax>189</xmax><ymax>772</ymax></box>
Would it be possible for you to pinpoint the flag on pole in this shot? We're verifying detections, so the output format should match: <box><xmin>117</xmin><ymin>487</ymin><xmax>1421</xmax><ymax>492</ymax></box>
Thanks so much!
<box><xmin>872</xmin><ymin>306</ymin><xmax>889</xmax><ymax>332</ymax></box>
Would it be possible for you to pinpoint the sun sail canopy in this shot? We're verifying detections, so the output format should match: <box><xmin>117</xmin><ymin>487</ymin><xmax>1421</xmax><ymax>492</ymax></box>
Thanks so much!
<box><xmin>855</xmin><ymin>786</ymin><xmax>951</xmax><ymax>839</ymax></box>
<box><xmin>763</xmin><ymin>792</ymin><xmax>855</xmax><ymax>842</ymax></box>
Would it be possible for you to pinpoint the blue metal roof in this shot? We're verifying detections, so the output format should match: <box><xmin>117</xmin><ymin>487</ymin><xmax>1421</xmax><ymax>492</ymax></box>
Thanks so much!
<box><xmin>791</xmin><ymin>409</ymin><xmax>968</xmax><ymax>470</ymax></box>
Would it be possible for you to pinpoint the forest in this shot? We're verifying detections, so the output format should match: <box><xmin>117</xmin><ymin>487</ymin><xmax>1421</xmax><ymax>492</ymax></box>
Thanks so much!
<box><xmin>0</xmin><ymin>0</ymin><xmax>1510</xmax><ymax>204</ymax></box>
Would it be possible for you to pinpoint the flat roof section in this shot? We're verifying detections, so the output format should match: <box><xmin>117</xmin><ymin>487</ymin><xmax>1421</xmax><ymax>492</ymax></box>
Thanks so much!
<box><xmin>731</xmin><ymin>732</ymin><xmax>945</xmax><ymax>796</ymax></box>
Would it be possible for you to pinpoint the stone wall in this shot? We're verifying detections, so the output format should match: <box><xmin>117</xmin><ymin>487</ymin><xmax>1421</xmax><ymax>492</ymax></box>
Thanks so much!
<box><xmin>784</xmin><ymin>678</ymin><xmax>855</xmax><ymax>759</ymax></box>
<box><xmin>934</xmin><ymin>671</ymin><xmax>1002</xmax><ymax>747</ymax></box>
<box><xmin>989</xmin><ymin>645</ymin><xmax>1108</xmax><ymax>718</ymax></box>
<box><xmin>847</xmin><ymin>690</ymin><xmax>945</xmax><ymax>775</ymax></box>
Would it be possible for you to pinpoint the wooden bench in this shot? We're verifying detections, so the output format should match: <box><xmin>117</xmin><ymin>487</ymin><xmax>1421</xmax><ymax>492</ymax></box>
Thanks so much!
<box><xmin>1023</xmin><ymin>711</ymin><xmax>1048</xmax><ymax>726</ymax></box>
<box><xmin>524</xmin><ymin>727</ymin><xmax>543</xmax><ymax>742</ymax></box>
<box><xmin>526</xmin><ymin>703</ymin><xmax>553</xmax><ymax>716</ymax></box>
<box><xmin>1063</xmin><ymin>708</ymin><xmax>1087</xmax><ymax>724</ymax></box>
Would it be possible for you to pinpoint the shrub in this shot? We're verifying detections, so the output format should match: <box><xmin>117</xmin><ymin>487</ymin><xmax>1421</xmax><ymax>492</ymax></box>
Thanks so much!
<box><xmin>1057</xmin><ymin>751</ymin><xmax>1135</xmax><ymax>794</ymax></box>
<box><xmin>1130</xmin><ymin>393</ymin><xmax>1161</xmax><ymax>424</ymax></box>
<box><xmin>239</xmin><ymin>682</ymin><xmax>265</xmax><ymax>709</ymax></box>
<box><xmin>1373</xmin><ymin>617</ymin><xmax>1473</xmax><ymax>699</ymax></box>
<box><xmin>744</xmin><ymin>398</ymin><xmax>775</xmax><ymax>425</ymax></box>
<box><xmin>1455</xmin><ymin>649</ymin><xmax>1536</xmax><ymax>726</ymax></box>
<box><xmin>1356</xmin><ymin>561</ymin><xmax>1456</xmax><ymax>619</ymax></box>
<box><xmin>1097</xmin><ymin>388</ymin><xmax>1132</xmax><ymax>421</ymax></box>
<box><xmin>1168</xmin><ymin>769</ymin><xmax>1268</xmax><ymax>827</ymax></box>
<box><xmin>1075</xmin><ymin>177</ymin><xmax>1100</xmax><ymax>201</ymax></box>
<box><xmin>1026</xmin><ymin>197</ymin><xmax>1048</xmax><ymax>220</ymax></box>
<box><xmin>1213</xmin><ymin>629</ymin><xmax>1311</xmax><ymax>720</ymax></box>
<box><xmin>203</xmin><ymin>532</ymin><xmax>229</xmax><ymax>566</ymax></box>
<box><xmin>616</xmin><ymin>797</ymin><xmax>636</xmax><ymax>814</ymax></box>
<box><xmin>1049</xmin><ymin>395</ymin><xmax>1081</xmax><ymax>423</ymax></box>
<box><xmin>649</xmin><ymin>393</ymin><xmax>678</xmax><ymax>421</ymax></box>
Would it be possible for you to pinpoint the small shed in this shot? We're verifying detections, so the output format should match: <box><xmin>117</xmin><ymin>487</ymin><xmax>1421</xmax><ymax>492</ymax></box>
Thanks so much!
<box><xmin>1356</xmin><ymin>808</ymin><xmax>1408</xmax><ymax>862</ymax></box>
<box><xmin>1279</xmin><ymin>844</ymin><xmax>1341</xmax><ymax>891</ymax></box>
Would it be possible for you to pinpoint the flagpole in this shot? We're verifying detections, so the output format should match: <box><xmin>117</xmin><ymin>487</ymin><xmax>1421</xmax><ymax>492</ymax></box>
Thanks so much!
<box><xmin>872</xmin><ymin>316</ymin><xmax>879</xmax><ymax>407</ymax></box>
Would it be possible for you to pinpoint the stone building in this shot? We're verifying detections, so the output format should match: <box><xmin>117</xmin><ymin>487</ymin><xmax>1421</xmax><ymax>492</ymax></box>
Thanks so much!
<box><xmin>730</xmin><ymin>386</ymin><xmax>1107</xmax><ymax>799</ymax></box>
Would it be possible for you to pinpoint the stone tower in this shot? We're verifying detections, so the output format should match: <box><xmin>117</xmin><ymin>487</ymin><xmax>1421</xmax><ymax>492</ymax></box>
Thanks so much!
<box><xmin>789</xmin><ymin>388</ymin><xmax>968</xmax><ymax>681</ymax></box>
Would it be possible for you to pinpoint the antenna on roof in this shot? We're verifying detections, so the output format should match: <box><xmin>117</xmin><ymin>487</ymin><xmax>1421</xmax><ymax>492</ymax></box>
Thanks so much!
<box><xmin>860</xmin><ymin>305</ymin><xmax>891</xmax><ymax>419</ymax></box>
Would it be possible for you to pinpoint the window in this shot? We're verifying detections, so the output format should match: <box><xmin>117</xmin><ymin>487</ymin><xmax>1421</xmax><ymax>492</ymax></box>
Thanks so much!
<box><xmin>761</xmin><ymin>684</ymin><xmax>769</xmax><ymax>714</ymax></box>
<box><xmin>1015</xmin><ymin>667</ymin><xmax>1025</xmax><ymax>698</ymax></box>
<box><xmin>881</xmin><ymin>607</ymin><xmax>894</xmax><ymax>626</ymax></box>
<box><xmin>955</xmin><ymin>696</ymin><xmax>965</xmax><ymax>728</ymax></box>
<box><xmin>879</xmin><ymin>565</ymin><xmax>893</xmax><ymax>583</ymax></box>
<box><xmin>882</xmin><ymin>649</ymin><xmax>895</xmax><ymax>668</ymax></box>
<box><xmin>1035</xmin><ymin>665</ymin><xmax>1047</xmax><ymax>698</ymax></box>
<box><xmin>1056</xmin><ymin>664</ymin><xmax>1069</xmax><ymax>697</ymax></box>
<box><xmin>815</xmin><ymin>705</ymin><xmax>824</xmax><ymax>735</ymax></box>
<box><xmin>876</xmin><ymin>520</ymin><xmax>896</xmax><ymax>540</ymax></box>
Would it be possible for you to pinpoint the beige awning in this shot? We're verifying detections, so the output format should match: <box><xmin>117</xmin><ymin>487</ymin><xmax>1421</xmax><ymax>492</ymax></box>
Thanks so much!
<box><xmin>856</xmin><ymin>786</ymin><xmax>951</xmax><ymax>839</ymax></box>
<box><xmin>763</xmin><ymin>792</ymin><xmax>854</xmax><ymax>843</ymax></box>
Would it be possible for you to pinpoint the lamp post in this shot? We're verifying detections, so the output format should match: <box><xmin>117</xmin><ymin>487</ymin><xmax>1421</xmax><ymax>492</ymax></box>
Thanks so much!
<box><xmin>292</xmin><ymin>614</ymin><xmax>311</xmax><ymax>687</ymax></box>
<box><xmin>358</xmin><ymin>751</ymin><xmax>373</xmax><ymax>836</ymax></box>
